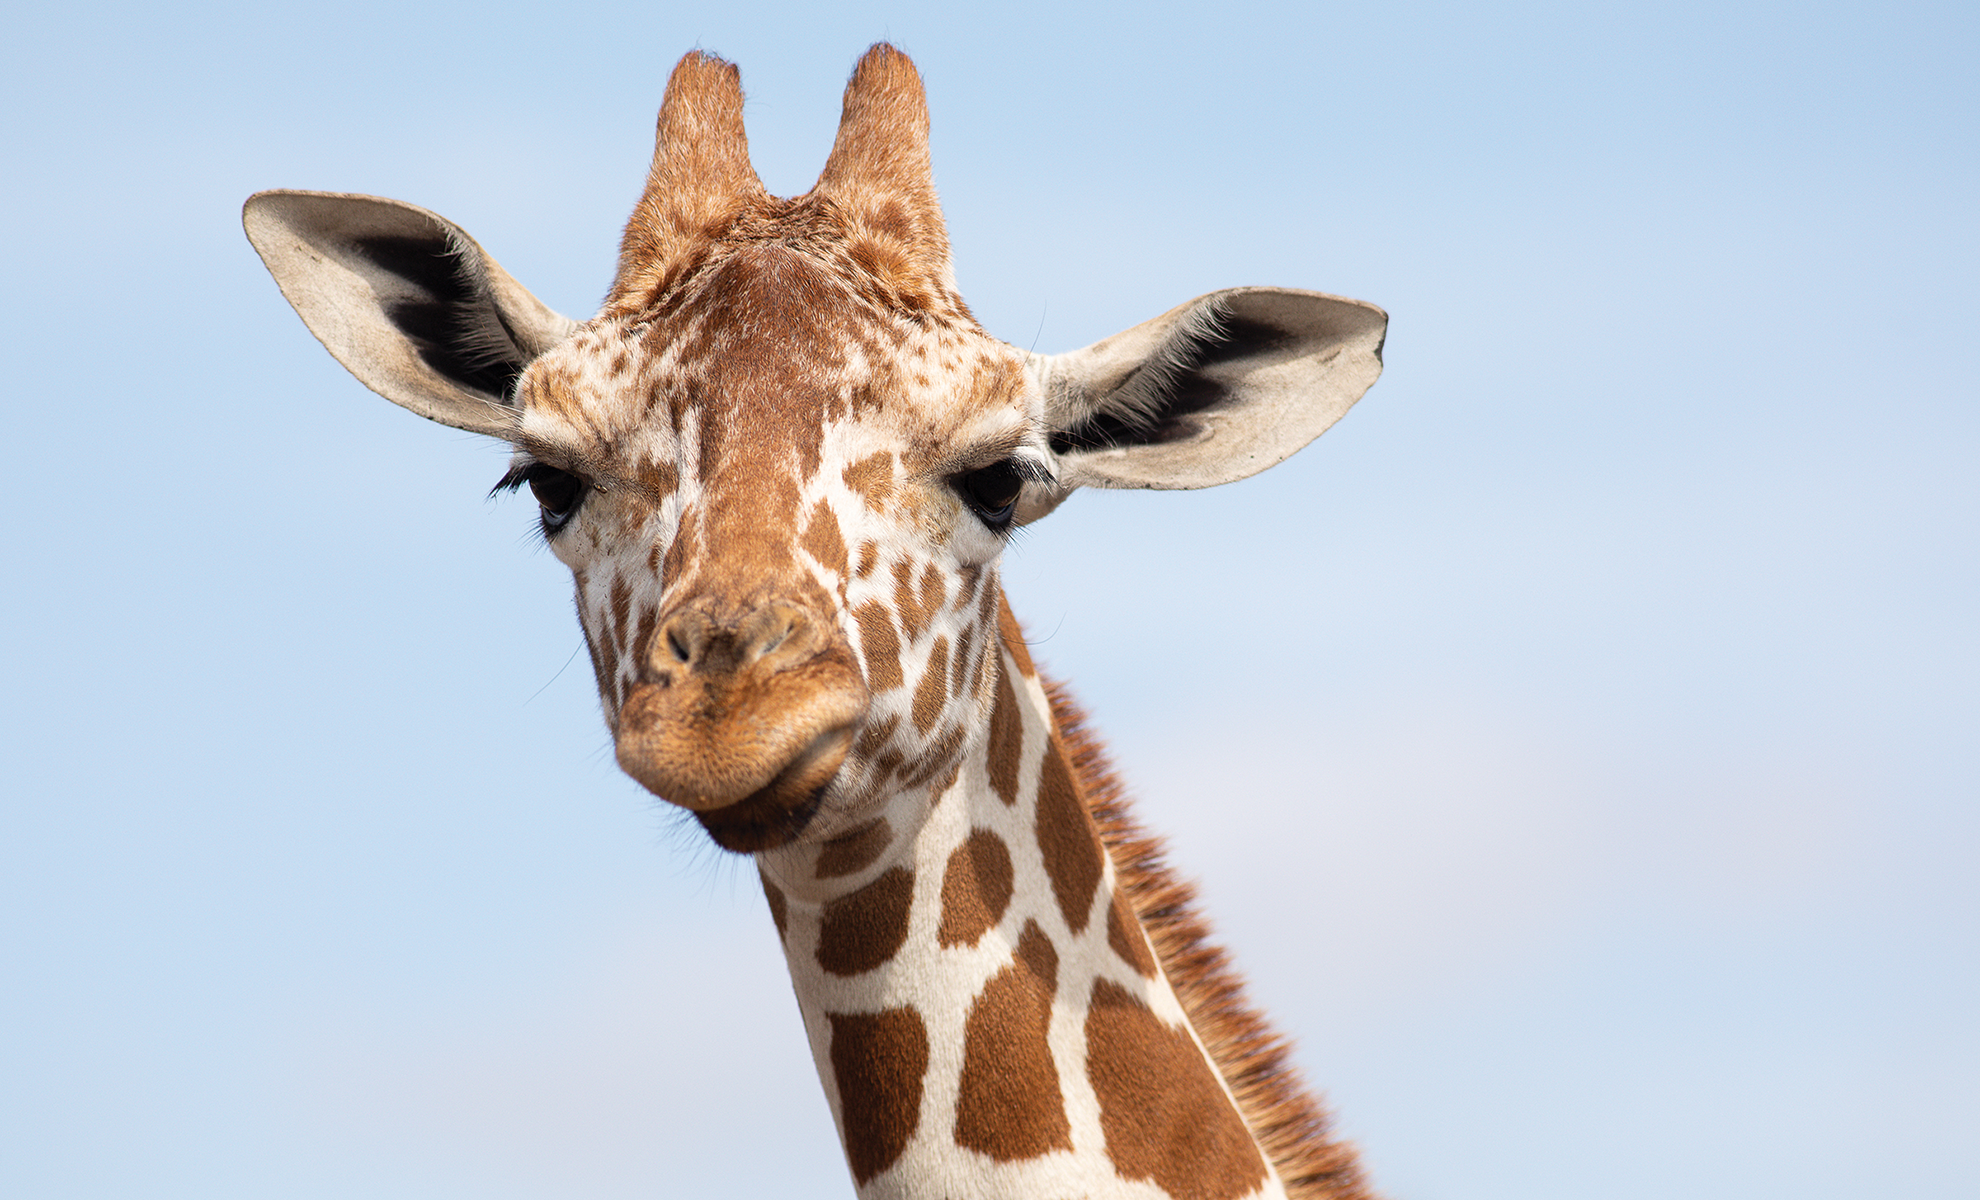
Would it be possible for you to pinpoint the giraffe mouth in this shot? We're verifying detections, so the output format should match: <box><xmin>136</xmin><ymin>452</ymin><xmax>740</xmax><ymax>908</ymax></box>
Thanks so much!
<box><xmin>694</xmin><ymin>770</ymin><xmax>833</xmax><ymax>853</ymax></box>
<box><xmin>613</xmin><ymin>641</ymin><xmax>869</xmax><ymax>839</ymax></box>
<box><xmin>687</xmin><ymin>723</ymin><xmax>852</xmax><ymax>852</ymax></box>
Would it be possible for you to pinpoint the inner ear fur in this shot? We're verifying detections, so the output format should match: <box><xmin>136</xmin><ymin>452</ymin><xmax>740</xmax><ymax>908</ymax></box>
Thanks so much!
<box><xmin>244</xmin><ymin>190</ymin><xmax>576</xmax><ymax>438</ymax></box>
<box><xmin>1030</xmin><ymin>287</ymin><xmax>1387</xmax><ymax>492</ymax></box>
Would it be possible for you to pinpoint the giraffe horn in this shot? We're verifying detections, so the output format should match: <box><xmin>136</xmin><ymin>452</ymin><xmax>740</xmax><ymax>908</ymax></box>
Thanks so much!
<box><xmin>814</xmin><ymin>44</ymin><xmax>953</xmax><ymax>282</ymax></box>
<box><xmin>611</xmin><ymin>50</ymin><xmax>765</xmax><ymax>304</ymax></box>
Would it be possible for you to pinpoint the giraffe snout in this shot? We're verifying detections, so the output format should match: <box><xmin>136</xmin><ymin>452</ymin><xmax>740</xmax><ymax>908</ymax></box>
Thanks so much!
<box><xmin>653</xmin><ymin>599</ymin><xmax>820</xmax><ymax>680</ymax></box>
<box><xmin>614</xmin><ymin>595</ymin><xmax>869</xmax><ymax>850</ymax></box>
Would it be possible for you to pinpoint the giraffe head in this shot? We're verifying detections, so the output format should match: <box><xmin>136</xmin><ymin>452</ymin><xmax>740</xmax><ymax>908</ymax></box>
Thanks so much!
<box><xmin>245</xmin><ymin>45</ymin><xmax>1385</xmax><ymax>855</ymax></box>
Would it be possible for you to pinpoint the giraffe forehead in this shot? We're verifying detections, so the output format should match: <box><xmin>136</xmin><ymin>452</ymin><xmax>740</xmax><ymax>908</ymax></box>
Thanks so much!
<box><xmin>518</xmin><ymin>242</ymin><xmax>1034</xmax><ymax>495</ymax></box>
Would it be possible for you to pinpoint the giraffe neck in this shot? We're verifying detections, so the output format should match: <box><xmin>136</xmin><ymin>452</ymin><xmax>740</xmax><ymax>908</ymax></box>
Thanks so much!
<box><xmin>756</xmin><ymin>595</ymin><xmax>1285</xmax><ymax>1200</ymax></box>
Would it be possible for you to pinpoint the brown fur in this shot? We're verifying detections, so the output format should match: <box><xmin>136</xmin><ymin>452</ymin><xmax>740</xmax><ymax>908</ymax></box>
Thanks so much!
<box><xmin>829</xmin><ymin>1007</ymin><xmax>930</xmax><ymax>1184</ymax></box>
<box><xmin>953</xmin><ymin>919</ymin><xmax>1072</xmax><ymax>1160</ymax></box>
<box><xmin>815</xmin><ymin>818</ymin><xmax>894</xmax><ymax>879</ymax></box>
<box><xmin>986</xmin><ymin>657</ymin><xmax>1023</xmax><ymax>805</ymax></box>
<box><xmin>937</xmin><ymin>828</ymin><xmax>1014</xmax><ymax>948</ymax></box>
<box><xmin>854</xmin><ymin>601</ymin><xmax>905</xmax><ymax>692</ymax></box>
<box><xmin>1105</xmin><ymin>887</ymin><xmax>1158</xmax><ymax>978</ymax></box>
<box><xmin>910</xmin><ymin>636</ymin><xmax>950</xmax><ymax>733</ymax></box>
<box><xmin>254</xmin><ymin>37</ymin><xmax>1383</xmax><ymax>1196</ymax></box>
<box><xmin>816</xmin><ymin>866</ymin><xmax>915</xmax><ymax>977</ymax></box>
<box><xmin>1033</xmin><ymin>740</ymin><xmax>1104</xmax><ymax>936</ymax></box>
<box><xmin>1085</xmin><ymin>977</ymin><xmax>1270</xmax><ymax>1200</ymax></box>
<box><xmin>760</xmin><ymin>875</ymin><xmax>789</xmax><ymax>943</ymax></box>
<box><xmin>1045</xmin><ymin>675</ymin><xmax>1376</xmax><ymax>1200</ymax></box>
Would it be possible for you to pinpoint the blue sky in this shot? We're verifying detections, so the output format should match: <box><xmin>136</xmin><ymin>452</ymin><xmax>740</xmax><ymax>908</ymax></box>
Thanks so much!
<box><xmin>3</xmin><ymin>2</ymin><xmax>1974</xmax><ymax>1197</ymax></box>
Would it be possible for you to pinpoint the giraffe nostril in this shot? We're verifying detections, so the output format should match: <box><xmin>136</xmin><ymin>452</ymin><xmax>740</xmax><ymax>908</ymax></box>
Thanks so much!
<box><xmin>668</xmin><ymin>629</ymin><xmax>692</xmax><ymax>663</ymax></box>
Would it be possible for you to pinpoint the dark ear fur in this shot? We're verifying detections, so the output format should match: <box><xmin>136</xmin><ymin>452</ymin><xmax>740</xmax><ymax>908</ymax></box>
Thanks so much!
<box><xmin>347</xmin><ymin>230</ymin><xmax>533</xmax><ymax>400</ymax></box>
<box><xmin>244</xmin><ymin>190</ymin><xmax>575</xmax><ymax>437</ymax></box>
<box><xmin>1032</xmin><ymin>287</ymin><xmax>1387</xmax><ymax>494</ymax></box>
<box><xmin>1046</xmin><ymin>306</ymin><xmax>1299</xmax><ymax>454</ymax></box>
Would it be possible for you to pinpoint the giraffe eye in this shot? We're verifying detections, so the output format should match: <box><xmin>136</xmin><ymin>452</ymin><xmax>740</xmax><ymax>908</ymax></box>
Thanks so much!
<box><xmin>492</xmin><ymin>460</ymin><xmax>590</xmax><ymax>533</ymax></box>
<box><xmin>524</xmin><ymin>464</ymin><xmax>587</xmax><ymax>532</ymax></box>
<box><xmin>954</xmin><ymin>460</ymin><xmax>1025</xmax><ymax>531</ymax></box>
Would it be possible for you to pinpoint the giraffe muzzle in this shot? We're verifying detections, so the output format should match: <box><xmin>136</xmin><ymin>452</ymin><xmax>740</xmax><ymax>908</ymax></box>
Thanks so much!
<box><xmin>613</xmin><ymin>599</ymin><xmax>870</xmax><ymax>849</ymax></box>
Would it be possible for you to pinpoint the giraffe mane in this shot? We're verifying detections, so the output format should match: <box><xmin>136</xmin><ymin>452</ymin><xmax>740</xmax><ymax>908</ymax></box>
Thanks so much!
<box><xmin>1046</xmin><ymin>678</ymin><xmax>1378</xmax><ymax>1200</ymax></box>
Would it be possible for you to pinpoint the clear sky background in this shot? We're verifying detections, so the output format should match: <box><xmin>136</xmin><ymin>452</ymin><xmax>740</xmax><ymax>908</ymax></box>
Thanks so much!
<box><xmin>3</xmin><ymin>2</ymin><xmax>1973</xmax><ymax>1197</ymax></box>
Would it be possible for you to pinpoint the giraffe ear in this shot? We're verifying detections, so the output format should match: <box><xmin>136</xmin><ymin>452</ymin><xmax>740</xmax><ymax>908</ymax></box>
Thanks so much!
<box><xmin>244</xmin><ymin>190</ymin><xmax>576</xmax><ymax>439</ymax></box>
<box><xmin>1028</xmin><ymin>287</ymin><xmax>1387</xmax><ymax>498</ymax></box>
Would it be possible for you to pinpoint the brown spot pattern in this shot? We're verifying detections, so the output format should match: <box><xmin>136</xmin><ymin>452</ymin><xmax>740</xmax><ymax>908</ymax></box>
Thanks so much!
<box><xmin>899</xmin><ymin>722</ymin><xmax>966</xmax><ymax>790</ymax></box>
<box><xmin>446</xmin><ymin>43</ymin><xmax>1378</xmax><ymax>1198</ymax></box>
<box><xmin>937</xmin><ymin>828</ymin><xmax>1013</xmax><ymax>948</ymax></box>
<box><xmin>629</xmin><ymin>604</ymin><xmax>659</xmax><ymax>673</ymax></box>
<box><xmin>1106</xmin><ymin>888</ymin><xmax>1157</xmax><ymax>978</ymax></box>
<box><xmin>761</xmin><ymin>875</ymin><xmax>789</xmax><ymax>943</ymax></box>
<box><xmin>661</xmin><ymin>509</ymin><xmax>700</xmax><ymax>590</ymax></box>
<box><xmin>830</xmin><ymin>1007</ymin><xmax>930</xmax><ymax>1185</ymax></box>
<box><xmin>801</xmin><ymin>499</ymin><xmax>847</xmax><ymax>578</ymax></box>
<box><xmin>854</xmin><ymin>712</ymin><xmax>901</xmax><ymax>758</ymax></box>
<box><xmin>816</xmin><ymin>866</ymin><xmax>914</xmax><ymax>977</ymax></box>
<box><xmin>917</xmin><ymin>560</ymin><xmax>947</xmax><ymax>618</ymax></box>
<box><xmin>1085</xmin><ymin>979</ymin><xmax>1270</xmax><ymax>1200</ymax></box>
<box><xmin>996</xmin><ymin>592</ymin><xmax>1037</xmax><ymax>679</ymax></box>
<box><xmin>843</xmin><ymin>451</ymin><xmax>896</xmax><ymax>513</ymax></box>
<box><xmin>635</xmin><ymin>457</ymin><xmax>679</xmax><ymax>499</ymax></box>
<box><xmin>987</xmin><ymin>657</ymin><xmax>1022</xmax><ymax>806</ymax></box>
<box><xmin>954</xmin><ymin>920</ymin><xmax>1071</xmax><ymax>1161</ymax></box>
<box><xmin>855</xmin><ymin>541</ymin><xmax>881</xmax><ymax>578</ymax></box>
<box><xmin>893</xmin><ymin>559</ymin><xmax>930</xmax><ymax>644</ymax></box>
<box><xmin>855</xmin><ymin>601</ymin><xmax>904</xmax><ymax>692</ymax></box>
<box><xmin>1035</xmin><ymin>741</ymin><xmax>1102</xmax><ymax>933</ymax></box>
<box><xmin>911</xmin><ymin>636</ymin><xmax>949</xmax><ymax>733</ymax></box>
<box><xmin>816</xmin><ymin>819</ymin><xmax>893</xmax><ymax>879</ymax></box>
<box><xmin>923</xmin><ymin>758</ymin><xmax>963</xmax><ymax>802</ymax></box>
<box><xmin>950</xmin><ymin>618</ymin><xmax>975</xmax><ymax>698</ymax></box>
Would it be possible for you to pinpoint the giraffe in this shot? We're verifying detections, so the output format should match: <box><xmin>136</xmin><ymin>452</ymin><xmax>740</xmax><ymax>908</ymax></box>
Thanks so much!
<box><xmin>245</xmin><ymin>45</ymin><xmax>1386</xmax><ymax>1200</ymax></box>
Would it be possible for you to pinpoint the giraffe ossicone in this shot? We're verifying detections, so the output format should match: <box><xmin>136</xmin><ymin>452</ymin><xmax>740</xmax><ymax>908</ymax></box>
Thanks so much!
<box><xmin>247</xmin><ymin>44</ymin><xmax>1386</xmax><ymax>1200</ymax></box>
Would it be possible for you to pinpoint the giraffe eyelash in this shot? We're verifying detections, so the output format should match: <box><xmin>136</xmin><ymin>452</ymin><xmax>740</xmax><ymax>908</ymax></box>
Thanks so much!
<box><xmin>490</xmin><ymin>460</ymin><xmax>535</xmax><ymax>497</ymax></box>
<box><xmin>492</xmin><ymin>459</ymin><xmax>589</xmax><ymax>533</ymax></box>
<box><xmin>1009</xmin><ymin>455</ymin><xmax>1056</xmax><ymax>486</ymax></box>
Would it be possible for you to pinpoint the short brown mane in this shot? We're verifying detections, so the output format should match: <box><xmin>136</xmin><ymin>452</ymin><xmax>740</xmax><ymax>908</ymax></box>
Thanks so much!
<box><xmin>1047</xmin><ymin>679</ymin><xmax>1376</xmax><ymax>1200</ymax></box>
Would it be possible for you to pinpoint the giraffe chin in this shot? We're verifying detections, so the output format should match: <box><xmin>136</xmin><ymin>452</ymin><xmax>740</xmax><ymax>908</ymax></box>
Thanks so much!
<box><xmin>691</xmin><ymin>731</ymin><xmax>848</xmax><ymax>853</ymax></box>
